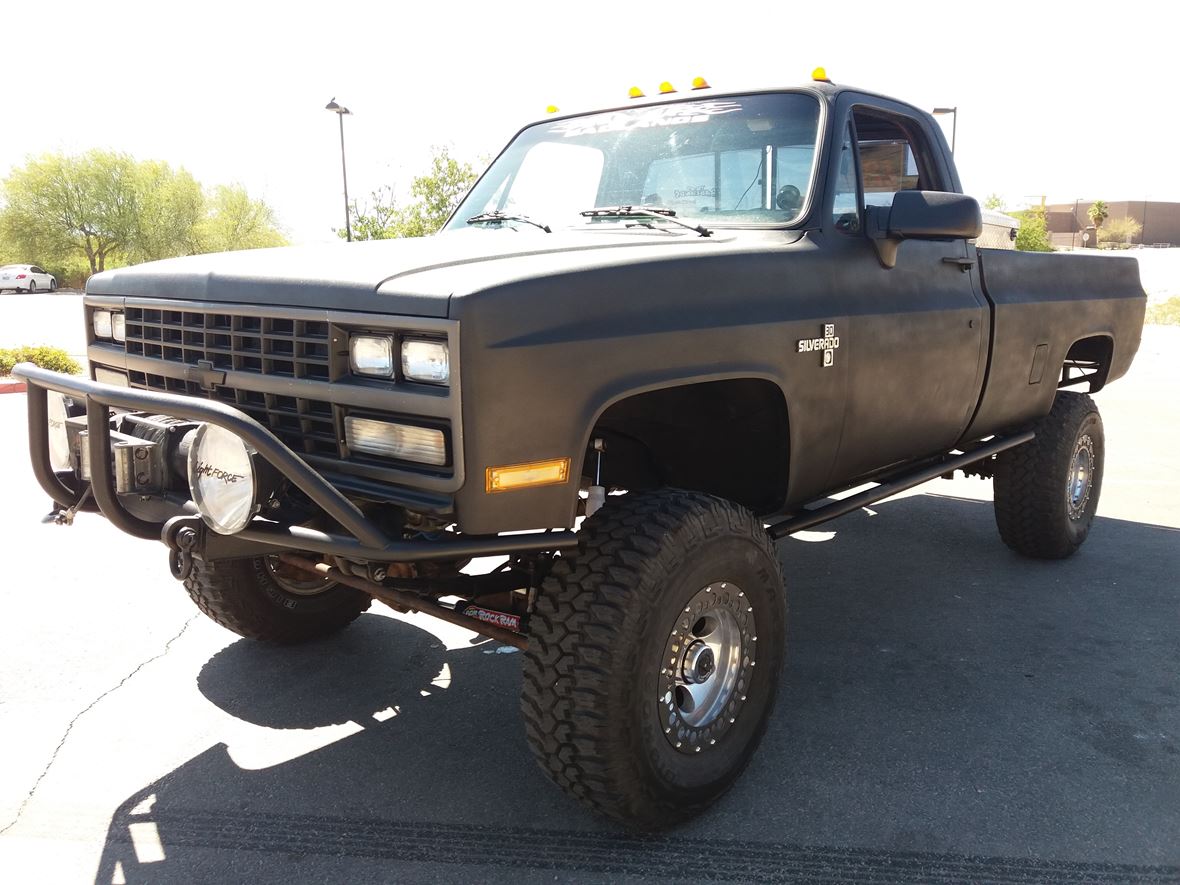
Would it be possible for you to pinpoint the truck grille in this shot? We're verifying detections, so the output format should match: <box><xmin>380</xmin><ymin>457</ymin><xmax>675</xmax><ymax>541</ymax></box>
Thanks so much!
<box><xmin>124</xmin><ymin>307</ymin><xmax>340</xmax><ymax>457</ymax></box>
<box><xmin>124</xmin><ymin>307</ymin><xmax>331</xmax><ymax>380</ymax></box>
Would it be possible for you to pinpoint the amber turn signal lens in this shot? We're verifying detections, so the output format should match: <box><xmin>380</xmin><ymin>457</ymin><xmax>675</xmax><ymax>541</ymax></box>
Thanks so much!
<box><xmin>691</xmin><ymin>76</ymin><xmax>709</xmax><ymax>90</ymax></box>
<box><xmin>628</xmin><ymin>86</ymin><xmax>645</xmax><ymax>99</ymax></box>
<box><xmin>658</xmin><ymin>81</ymin><xmax>676</xmax><ymax>94</ymax></box>
<box><xmin>486</xmin><ymin>458</ymin><xmax>571</xmax><ymax>493</ymax></box>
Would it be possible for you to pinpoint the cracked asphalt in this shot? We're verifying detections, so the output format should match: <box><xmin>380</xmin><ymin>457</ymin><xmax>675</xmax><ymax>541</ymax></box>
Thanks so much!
<box><xmin>0</xmin><ymin>319</ymin><xmax>1177</xmax><ymax>883</ymax></box>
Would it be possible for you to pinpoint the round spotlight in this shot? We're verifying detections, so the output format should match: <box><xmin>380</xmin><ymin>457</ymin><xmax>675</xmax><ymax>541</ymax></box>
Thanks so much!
<box><xmin>187</xmin><ymin>424</ymin><xmax>258</xmax><ymax>534</ymax></box>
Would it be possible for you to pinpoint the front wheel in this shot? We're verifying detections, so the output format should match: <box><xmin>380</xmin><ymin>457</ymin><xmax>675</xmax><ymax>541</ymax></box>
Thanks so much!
<box><xmin>183</xmin><ymin>554</ymin><xmax>371</xmax><ymax>643</ymax></box>
<box><xmin>521</xmin><ymin>489</ymin><xmax>786</xmax><ymax>828</ymax></box>
<box><xmin>993</xmin><ymin>392</ymin><xmax>1104</xmax><ymax>559</ymax></box>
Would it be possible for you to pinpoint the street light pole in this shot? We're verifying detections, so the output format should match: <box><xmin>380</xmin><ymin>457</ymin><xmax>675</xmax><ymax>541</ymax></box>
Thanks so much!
<box><xmin>932</xmin><ymin>106</ymin><xmax>957</xmax><ymax>154</ymax></box>
<box><xmin>325</xmin><ymin>98</ymin><xmax>353</xmax><ymax>242</ymax></box>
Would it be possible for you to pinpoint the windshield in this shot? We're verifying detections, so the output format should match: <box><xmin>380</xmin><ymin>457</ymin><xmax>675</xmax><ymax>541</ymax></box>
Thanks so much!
<box><xmin>446</xmin><ymin>92</ymin><xmax>822</xmax><ymax>233</ymax></box>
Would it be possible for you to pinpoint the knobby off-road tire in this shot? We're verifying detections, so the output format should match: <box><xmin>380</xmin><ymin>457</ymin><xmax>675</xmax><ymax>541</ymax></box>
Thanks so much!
<box><xmin>993</xmin><ymin>392</ymin><xmax>1104</xmax><ymax>559</ymax></box>
<box><xmin>183</xmin><ymin>555</ymin><xmax>370</xmax><ymax>643</ymax></box>
<box><xmin>521</xmin><ymin>489</ymin><xmax>787</xmax><ymax>828</ymax></box>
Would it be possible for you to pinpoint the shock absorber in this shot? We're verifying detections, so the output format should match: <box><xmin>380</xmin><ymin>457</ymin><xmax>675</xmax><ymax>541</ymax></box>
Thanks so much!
<box><xmin>586</xmin><ymin>438</ymin><xmax>606</xmax><ymax>517</ymax></box>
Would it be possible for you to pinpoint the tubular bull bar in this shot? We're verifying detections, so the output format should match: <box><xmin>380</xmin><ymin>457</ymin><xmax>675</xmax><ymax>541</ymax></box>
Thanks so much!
<box><xmin>13</xmin><ymin>362</ymin><xmax>578</xmax><ymax>562</ymax></box>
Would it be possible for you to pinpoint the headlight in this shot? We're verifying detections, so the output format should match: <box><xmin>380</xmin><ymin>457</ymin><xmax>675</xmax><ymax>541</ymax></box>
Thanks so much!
<box><xmin>401</xmin><ymin>339</ymin><xmax>449</xmax><ymax>385</ymax></box>
<box><xmin>187</xmin><ymin>424</ymin><xmax>258</xmax><ymax>534</ymax></box>
<box><xmin>112</xmin><ymin>312</ymin><xmax>126</xmax><ymax>343</ymax></box>
<box><xmin>93</xmin><ymin>310</ymin><xmax>113</xmax><ymax>339</ymax></box>
<box><xmin>350</xmin><ymin>335</ymin><xmax>395</xmax><ymax>378</ymax></box>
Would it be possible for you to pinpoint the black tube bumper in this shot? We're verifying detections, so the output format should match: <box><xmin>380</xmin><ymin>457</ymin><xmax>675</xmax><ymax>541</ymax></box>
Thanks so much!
<box><xmin>14</xmin><ymin>363</ymin><xmax>578</xmax><ymax>561</ymax></box>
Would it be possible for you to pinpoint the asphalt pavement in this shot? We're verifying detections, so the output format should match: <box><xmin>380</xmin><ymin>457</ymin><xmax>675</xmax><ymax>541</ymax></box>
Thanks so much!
<box><xmin>0</xmin><ymin>325</ymin><xmax>1177</xmax><ymax>883</ymax></box>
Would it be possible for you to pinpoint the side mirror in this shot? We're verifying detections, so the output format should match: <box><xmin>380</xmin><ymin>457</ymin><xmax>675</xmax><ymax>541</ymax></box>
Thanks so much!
<box><xmin>865</xmin><ymin>191</ymin><xmax>982</xmax><ymax>268</ymax></box>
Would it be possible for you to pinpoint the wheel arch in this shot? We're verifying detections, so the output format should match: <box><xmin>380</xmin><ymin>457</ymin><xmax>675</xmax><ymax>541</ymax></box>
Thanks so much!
<box><xmin>577</xmin><ymin>373</ymin><xmax>792</xmax><ymax>516</ymax></box>
<box><xmin>1061</xmin><ymin>332</ymin><xmax>1115</xmax><ymax>393</ymax></box>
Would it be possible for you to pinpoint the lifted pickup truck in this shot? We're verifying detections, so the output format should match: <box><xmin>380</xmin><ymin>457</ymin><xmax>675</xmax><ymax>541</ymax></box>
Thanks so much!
<box><xmin>16</xmin><ymin>74</ymin><xmax>1145</xmax><ymax>829</ymax></box>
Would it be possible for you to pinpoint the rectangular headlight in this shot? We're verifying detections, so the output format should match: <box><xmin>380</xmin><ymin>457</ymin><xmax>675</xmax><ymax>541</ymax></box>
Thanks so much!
<box><xmin>350</xmin><ymin>335</ymin><xmax>395</xmax><ymax>377</ymax></box>
<box><xmin>93</xmin><ymin>309</ymin><xmax>113</xmax><ymax>339</ymax></box>
<box><xmin>401</xmin><ymin>339</ymin><xmax>449</xmax><ymax>385</ymax></box>
<box><xmin>112</xmin><ymin>312</ymin><xmax>126</xmax><ymax>343</ymax></box>
<box><xmin>345</xmin><ymin>416</ymin><xmax>447</xmax><ymax>466</ymax></box>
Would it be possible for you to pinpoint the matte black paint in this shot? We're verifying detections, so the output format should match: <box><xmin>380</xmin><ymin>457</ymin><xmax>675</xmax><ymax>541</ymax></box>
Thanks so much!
<box><xmin>36</xmin><ymin>82</ymin><xmax>1149</xmax><ymax>540</ymax></box>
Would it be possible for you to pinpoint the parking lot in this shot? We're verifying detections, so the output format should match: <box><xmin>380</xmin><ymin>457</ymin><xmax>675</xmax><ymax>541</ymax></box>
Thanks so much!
<box><xmin>0</xmin><ymin>297</ymin><xmax>1177</xmax><ymax>882</ymax></box>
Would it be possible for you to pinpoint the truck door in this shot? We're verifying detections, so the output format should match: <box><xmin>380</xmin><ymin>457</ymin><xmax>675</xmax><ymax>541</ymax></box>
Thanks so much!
<box><xmin>822</xmin><ymin>105</ymin><xmax>988</xmax><ymax>483</ymax></box>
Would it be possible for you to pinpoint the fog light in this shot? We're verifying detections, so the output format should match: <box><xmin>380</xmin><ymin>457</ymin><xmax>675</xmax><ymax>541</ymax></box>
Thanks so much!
<box><xmin>345</xmin><ymin>416</ymin><xmax>446</xmax><ymax>466</ymax></box>
<box><xmin>46</xmin><ymin>391</ymin><xmax>73</xmax><ymax>471</ymax></box>
<box><xmin>94</xmin><ymin>367</ymin><xmax>129</xmax><ymax>387</ymax></box>
<box><xmin>187</xmin><ymin>424</ymin><xmax>258</xmax><ymax>534</ymax></box>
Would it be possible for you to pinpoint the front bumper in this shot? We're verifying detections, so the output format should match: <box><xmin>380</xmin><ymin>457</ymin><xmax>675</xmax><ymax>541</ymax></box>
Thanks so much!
<box><xmin>14</xmin><ymin>363</ymin><xmax>577</xmax><ymax>563</ymax></box>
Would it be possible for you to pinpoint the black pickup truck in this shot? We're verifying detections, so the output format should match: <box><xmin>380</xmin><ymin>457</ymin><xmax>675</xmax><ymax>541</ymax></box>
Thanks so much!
<box><xmin>16</xmin><ymin>76</ymin><xmax>1146</xmax><ymax>828</ymax></box>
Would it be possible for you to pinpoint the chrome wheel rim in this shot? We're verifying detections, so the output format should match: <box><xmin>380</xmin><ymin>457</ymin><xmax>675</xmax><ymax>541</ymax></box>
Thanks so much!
<box><xmin>1067</xmin><ymin>434</ymin><xmax>1095</xmax><ymax>521</ymax></box>
<box><xmin>264</xmin><ymin>554</ymin><xmax>336</xmax><ymax>597</ymax></box>
<box><xmin>658</xmin><ymin>581</ymin><xmax>757</xmax><ymax>754</ymax></box>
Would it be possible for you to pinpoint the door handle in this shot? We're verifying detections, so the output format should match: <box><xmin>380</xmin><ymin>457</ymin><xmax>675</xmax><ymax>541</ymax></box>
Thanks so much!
<box><xmin>942</xmin><ymin>257</ymin><xmax>975</xmax><ymax>272</ymax></box>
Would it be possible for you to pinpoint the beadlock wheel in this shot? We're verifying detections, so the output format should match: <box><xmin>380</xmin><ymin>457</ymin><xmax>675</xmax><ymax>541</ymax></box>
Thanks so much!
<box><xmin>522</xmin><ymin>489</ymin><xmax>787</xmax><ymax>829</ymax></box>
<box><xmin>658</xmin><ymin>581</ymin><xmax>757</xmax><ymax>753</ymax></box>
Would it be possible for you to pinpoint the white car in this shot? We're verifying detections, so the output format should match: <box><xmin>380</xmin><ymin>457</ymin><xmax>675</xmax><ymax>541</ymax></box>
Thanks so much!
<box><xmin>0</xmin><ymin>264</ymin><xmax>57</xmax><ymax>293</ymax></box>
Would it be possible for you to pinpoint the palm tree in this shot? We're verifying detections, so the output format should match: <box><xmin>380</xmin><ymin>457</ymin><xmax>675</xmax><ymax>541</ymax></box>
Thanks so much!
<box><xmin>1088</xmin><ymin>200</ymin><xmax>1109</xmax><ymax>230</ymax></box>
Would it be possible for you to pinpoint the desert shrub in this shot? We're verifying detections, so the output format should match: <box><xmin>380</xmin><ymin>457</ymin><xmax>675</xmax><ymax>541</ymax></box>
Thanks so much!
<box><xmin>0</xmin><ymin>345</ymin><xmax>82</xmax><ymax>375</ymax></box>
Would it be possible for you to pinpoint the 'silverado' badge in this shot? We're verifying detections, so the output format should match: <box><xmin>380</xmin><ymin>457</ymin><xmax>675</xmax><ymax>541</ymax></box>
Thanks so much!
<box><xmin>797</xmin><ymin>324</ymin><xmax>840</xmax><ymax>367</ymax></box>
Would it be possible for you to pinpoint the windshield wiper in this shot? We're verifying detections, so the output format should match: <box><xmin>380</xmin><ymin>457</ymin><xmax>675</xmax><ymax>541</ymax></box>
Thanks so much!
<box><xmin>466</xmin><ymin>211</ymin><xmax>551</xmax><ymax>233</ymax></box>
<box><xmin>579</xmin><ymin>205</ymin><xmax>712</xmax><ymax>237</ymax></box>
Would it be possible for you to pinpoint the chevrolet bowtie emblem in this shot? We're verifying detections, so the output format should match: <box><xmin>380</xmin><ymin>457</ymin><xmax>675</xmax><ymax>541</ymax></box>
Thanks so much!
<box><xmin>796</xmin><ymin>323</ymin><xmax>840</xmax><ymax>367</ymax></box>
<box><xmin>185</xmin><ymin>359</ymin><xmax>226</xmax><ymax>392</ymax></box>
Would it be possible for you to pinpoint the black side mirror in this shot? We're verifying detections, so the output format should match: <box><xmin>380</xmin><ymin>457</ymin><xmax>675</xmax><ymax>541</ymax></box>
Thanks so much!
<box><xmin>865</xmin><ymin>191</ymin><xmax>982</xmax><ymax>268</ymax></box>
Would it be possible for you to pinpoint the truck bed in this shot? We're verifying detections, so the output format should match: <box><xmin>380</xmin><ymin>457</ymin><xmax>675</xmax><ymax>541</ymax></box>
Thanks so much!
<box><xmin>964</xmin><ymin>249</ymin><xmax>1146</xmax><ymax>439</ymax></box>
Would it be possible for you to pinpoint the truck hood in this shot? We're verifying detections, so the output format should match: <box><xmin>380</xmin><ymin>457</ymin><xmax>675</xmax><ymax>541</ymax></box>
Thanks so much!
<box><xmin>86</xmin><ymin>228</ymin><xmax>803</xmax><ymax>317</ymax></box>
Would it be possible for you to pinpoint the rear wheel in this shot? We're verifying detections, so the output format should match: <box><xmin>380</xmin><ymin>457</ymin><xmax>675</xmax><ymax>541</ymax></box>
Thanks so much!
<box><xmin>27</xmin><ymin>281</ymin><xmax>36</xmax><ymax>293</ymax></box>
<box><xmin>522</xmin><ymin>489</ymin><xmax>786</xmax><ymax>828</ymax></box>
<box><xmin>183</xmin><ymin>554</ymin><xmax>370</xmax><ymax>643</ymax></box>
<box><xmin>993</xmin><ymin>392</ymin><xmax>1104</xmax><ymax>559</ymax></box>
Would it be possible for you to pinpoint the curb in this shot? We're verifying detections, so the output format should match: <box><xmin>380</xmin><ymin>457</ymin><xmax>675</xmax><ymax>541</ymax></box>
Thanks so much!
<box><xmin>0</xmin><ymin>379</ymin><xmax>27</xmax><ymax>395</ymax></box>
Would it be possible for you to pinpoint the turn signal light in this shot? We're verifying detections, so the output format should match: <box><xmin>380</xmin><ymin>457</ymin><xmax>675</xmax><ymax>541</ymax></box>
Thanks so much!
<box><xmin>486</xmin><ymin>458</ymin><xmax>571</xmax><ymax>493</ymax></box>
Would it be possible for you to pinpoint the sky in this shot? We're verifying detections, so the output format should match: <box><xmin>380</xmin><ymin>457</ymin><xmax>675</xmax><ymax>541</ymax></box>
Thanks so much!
<box><xmin>3</xmin><ymin>0</ymin><xmax>1175</xmax><ymax>244</ymax></box>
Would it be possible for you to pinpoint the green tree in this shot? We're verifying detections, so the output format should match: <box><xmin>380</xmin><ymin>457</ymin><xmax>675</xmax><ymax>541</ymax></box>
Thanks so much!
<box><xmin>196</xmin><ymin>185</ymin><xmax>287</xmax><ymax>253</ymax></box>
<box><xmin>0</xmin><ymin>150</ymin><xmax>139</xmax><ymax>276</ymax></box>
<box><xmin>1013</xmin><ymin>206</ymin><xmax>1054</xmax><ymax>252</ymax></box>
<box><xmin>343</xmin><ymin>186</ymin><xmax>402</xmax><ymax>241</ymax></box>
<box><xmin>128</xmin><ymin>161</ymin><xmax>205</xmax><ymax>262</ymax></box>
<box><xmin>341</xmin><ymin>146</ymin><xmax>479</xmax><ymax>240</ymax></box>
<box><xmin>983</xmin><ymin>193</ymin><xmax>1005</xmax><ymax>211</ymax></box>
<box><xmin>1087</xmin><ymin>199</ymin><xmax>1108</xmax><ymax>230</ymax></box>
<box><xmin>0</xmin><ymin>153</ymin><xmax>287</xmax><ymax>283</ymax></box>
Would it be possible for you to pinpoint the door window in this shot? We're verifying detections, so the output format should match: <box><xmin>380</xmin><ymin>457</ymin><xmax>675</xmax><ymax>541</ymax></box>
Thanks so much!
<box><xmin>850</xmin><ymin>109</ymin><xmax>942</xmax><ymax>210</ymax></box>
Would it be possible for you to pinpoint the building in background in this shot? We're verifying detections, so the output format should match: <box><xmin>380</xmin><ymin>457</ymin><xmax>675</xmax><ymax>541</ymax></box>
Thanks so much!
<box><xmin>1045</xmin><ymin>201</ymin><xmax>1180</xmax><ymax>249</ymax></box>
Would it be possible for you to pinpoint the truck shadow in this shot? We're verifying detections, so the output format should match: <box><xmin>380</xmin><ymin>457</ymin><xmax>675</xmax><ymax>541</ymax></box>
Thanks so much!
<box><xmin>95</xmin><ymin>492</ymin><xmax>1180</xmax><ymax>883</ymax></box>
